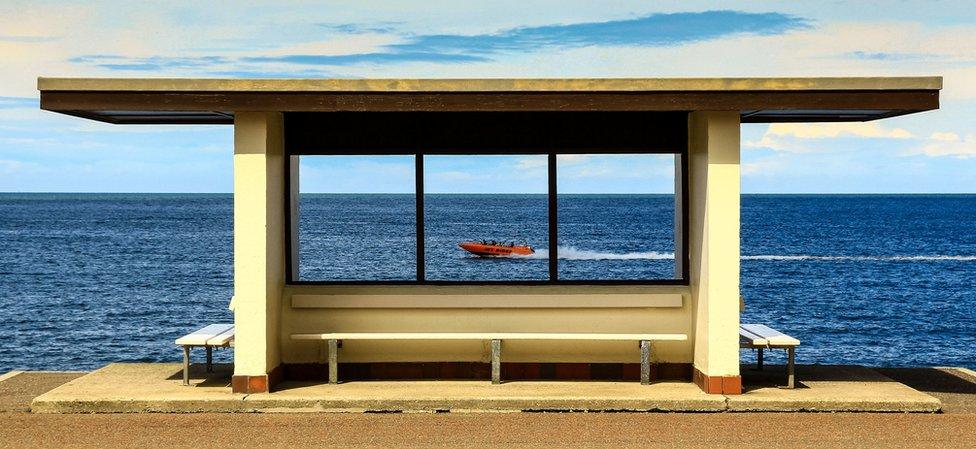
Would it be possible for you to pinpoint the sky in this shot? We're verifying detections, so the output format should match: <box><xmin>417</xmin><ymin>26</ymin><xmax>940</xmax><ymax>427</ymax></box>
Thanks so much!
<box><xmin>302</xmin><ymin>154</ymin><xmax>676</xmax><ymax>194</ymax></box>
<box><xmin>1</xmin><ymin>1</ymin><xmax>975</xmax><ymax>193</ymax></box>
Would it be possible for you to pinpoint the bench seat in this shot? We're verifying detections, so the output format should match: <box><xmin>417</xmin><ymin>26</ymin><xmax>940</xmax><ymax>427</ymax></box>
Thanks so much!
<box><xmin>292</xmin><ymin>332</ymin><xmax>687</xmax><ymax>386</ymax></box>
<box><xmin>176</xmin><ymin>324</ymin><xmax>234</xmax><ymax>386</ymax></box>
<box><xmin>739</xmin><ymin>324</ymin><xmax>800</xmax><ymax>347</ymax></box>
<box><xmin>176</xmin><ymin>324</ymin><xmax>235</xmax><ymax>347</ymax></box>
<box><xmin>739</xmin><ymin>324</ymin><xmax>800</xmax><ymax>388</ymax></box>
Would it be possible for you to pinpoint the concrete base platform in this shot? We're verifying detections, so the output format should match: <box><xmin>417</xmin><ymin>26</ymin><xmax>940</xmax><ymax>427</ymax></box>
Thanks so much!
<box><xmin>736</xmin><ymin>364</ymin><xmax>942</xmax><ymax>412</ymax></box>
<box><xmin>31</xmin><ymin>364</ymin><xmax>245</xmax><ymax>413</ymax></box>
<box><xmin>30</xmin><ymin>363</ymin><xmax>942</xmax><ymax>413</ymax></box>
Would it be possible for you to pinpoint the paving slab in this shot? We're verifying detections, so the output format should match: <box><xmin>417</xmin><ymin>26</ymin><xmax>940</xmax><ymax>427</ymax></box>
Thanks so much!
<box><xmin>730</xmin><ymin>364</ymin><xmax>941</xmax><ymax>412</ymax></box>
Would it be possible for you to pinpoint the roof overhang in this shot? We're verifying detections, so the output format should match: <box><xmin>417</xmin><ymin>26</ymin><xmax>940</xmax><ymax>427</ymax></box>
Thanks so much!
<box><xmin>37</xmin><ymin>77</ymin><xmax>942</xmax><ymax>125</ymax></box>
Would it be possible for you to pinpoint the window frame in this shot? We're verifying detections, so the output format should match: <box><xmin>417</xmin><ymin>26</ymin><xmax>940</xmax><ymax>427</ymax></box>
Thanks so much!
<box><xmin>284</xmin><ymin>112</ymin><xmax>689</xmax><ymax>286</ymax></box>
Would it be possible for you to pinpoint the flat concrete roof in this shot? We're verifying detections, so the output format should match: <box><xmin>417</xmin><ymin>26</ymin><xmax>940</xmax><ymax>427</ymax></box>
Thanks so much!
<box><xmin>37</xmin><ymin>76</ymin><xmax>942</xmax><ymax>124</ymax></box>
<box><xmin>38</xmin><ymin>77</ymin><xmax>943</xmax><ymax>92</ymax></box>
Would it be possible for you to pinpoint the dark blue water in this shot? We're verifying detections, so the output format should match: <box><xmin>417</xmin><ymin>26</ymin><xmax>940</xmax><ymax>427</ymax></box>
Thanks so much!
<box><xmin>1</xmin><ymin>193</ymin><xmax>974</xmax><ymax>372</ymax></box>
<box><xmin>299</xmin><ymin>194</ymin><xmax>675</xmax><ymax>281</ymax></box>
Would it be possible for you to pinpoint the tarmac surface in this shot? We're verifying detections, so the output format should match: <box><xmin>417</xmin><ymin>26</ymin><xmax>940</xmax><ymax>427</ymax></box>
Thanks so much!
<box><xmin>0</xmin><ymin>371</ymin><xmax>84</xmax><ymax>413</ymax></box>
<box><xmin>4</xmin><ymin>410</ymin><xmax>976</xmax><ymax>449</ymax></box>
<box><xmin>3</xmin><ymin>368</ymin><xmax>976</xmax><ymax>448</ymax></box>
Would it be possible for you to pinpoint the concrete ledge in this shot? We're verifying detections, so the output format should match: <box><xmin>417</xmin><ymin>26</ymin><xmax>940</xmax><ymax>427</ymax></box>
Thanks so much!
<box><xmin>0</xmin><ymin>370</ymin><xmax>25</xmax><ymax>383</ymax></box>
<box><xmin>32</xmin><ymin>398</ymin><xmax>251</xmax><ymax>414</ymax></box>
<box><xmin>245</xmin><ymin>380</ymin><xmax>724</xmax><ymax>412</ymax></box>
<box><xmin>30</xmin><ymin>363</ymin><xmax>942</xmax><ymax>413</ymax></box>
<box><xmin>942</xmin><ymin>366</ymin><xmax>976</xmax><ymax>382</ymax></box>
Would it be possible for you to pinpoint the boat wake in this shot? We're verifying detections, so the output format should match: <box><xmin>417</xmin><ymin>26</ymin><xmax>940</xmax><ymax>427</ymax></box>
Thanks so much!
<box><xmin>518</xmin><ymin>247</ymin><xmax>674</xmax><ymax>260</ymax></box>
<box><xmin>512</xmin><ymin>248</ymin><xmax>976</xmax><ymax>262</ymax></box>
<box><xmin>743</xmin><ymin>254</ymin><xmax>976</xmax><ymax>262</ymax></box>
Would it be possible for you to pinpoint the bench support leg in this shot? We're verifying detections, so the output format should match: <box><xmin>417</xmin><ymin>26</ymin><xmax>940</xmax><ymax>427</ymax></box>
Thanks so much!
<box><xmin>328</xmin><ymin>339</ymin><xmax>339</xmax><ymax>384</ymax></box>
<box><xmin>182</xmin><ymin>345</ymin><xmax>190</xmax><ymax>386</ymax></box>
<box><xmin>640</xmin><ymin>340</ymin><xmax>651</xmax><ymax>385</ymax></box>
<box><xmin>786</xmin><ymin>347</ymin><xmax>795</xmax><ymax>389</ymax></box>
<box><xmin>757</xmin><ymin>348</ymin><xmax>764</xmax><ymax>371</ymax></box>
<box><xmin>206</xmin><ymin>346</ymin><xmax>213</xmax><ymax>373</ymax></box>
<box><xmin>490</xmin><ymin>339</ymin><xmax>502</xmax><ymax>385</ymax></box>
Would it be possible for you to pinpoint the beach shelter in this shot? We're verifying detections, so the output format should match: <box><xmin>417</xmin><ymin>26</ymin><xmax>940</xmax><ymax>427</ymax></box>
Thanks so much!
<box><xmin>38</xmin><ymin>77</ymin><xmax>941</xmax><ymax>394</ymax></box>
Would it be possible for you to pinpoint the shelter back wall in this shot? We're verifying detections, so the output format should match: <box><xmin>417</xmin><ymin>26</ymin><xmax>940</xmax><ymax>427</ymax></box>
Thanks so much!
<box><xmin>279</xmin><ymin>285</ymin><xmax>693</xmax><ymax>364</ymax></box>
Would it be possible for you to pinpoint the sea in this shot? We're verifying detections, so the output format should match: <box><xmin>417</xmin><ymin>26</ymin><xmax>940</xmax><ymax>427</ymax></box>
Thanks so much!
<box><xmin>1</xmin><ymin>193</ymin><xmax>974</xmax><ymax>372</ymax></box>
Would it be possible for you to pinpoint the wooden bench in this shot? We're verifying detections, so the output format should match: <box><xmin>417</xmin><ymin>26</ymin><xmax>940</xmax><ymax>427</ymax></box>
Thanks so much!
<box><xmin>175</xmin><ymin>324</ymin><xmax>235</xmax><ymax>386</ymax></box>
<box><xmin>291</xmin><ymin>332</ymin><xmax>687</xmax><ymax>385</ymax></box>
<box><xmin>739</xmin><ymin>324</ymin><xmax>801</xmax><ymax>388</ymax></box>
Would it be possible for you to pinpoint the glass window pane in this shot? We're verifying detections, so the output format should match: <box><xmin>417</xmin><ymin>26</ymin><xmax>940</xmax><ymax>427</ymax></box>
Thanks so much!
<box><xmin>298</xmin><ymin>155</ymin><xmax>416</xmax><ymax>281</ymax></box>
<box><xmin>424</xmin><ymin>155</ymin><xmax>549</xmax><ymax>281</ymax></box>
<box><xmin>557</xmin><ymin>154</ymin><xmax>677</xmax><ymax>280</ymax></box>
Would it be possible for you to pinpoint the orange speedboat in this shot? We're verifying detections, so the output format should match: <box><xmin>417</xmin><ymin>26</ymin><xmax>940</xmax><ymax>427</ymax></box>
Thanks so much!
<box><xmin>458</xmin><ymin>240</ymin><xmax>535</xmax><ymax>257</ymax></box>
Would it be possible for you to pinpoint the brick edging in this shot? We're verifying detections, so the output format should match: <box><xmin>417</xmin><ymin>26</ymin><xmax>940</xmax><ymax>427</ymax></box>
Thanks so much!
<box><xmin>231</xmin><ymin>364</ymin><xmax>283</xmax><ymax>393</ymax></box>
<box><xmin>693</xmin><ymin>368</ymin><xmax>741</xmax><ymax>394</ymax></box>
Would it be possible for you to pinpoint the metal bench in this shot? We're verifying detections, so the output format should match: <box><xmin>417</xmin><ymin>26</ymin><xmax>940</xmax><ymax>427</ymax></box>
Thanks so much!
<box><xmin>175</xmin><ymin>324</ymin><xmax>235</xmax><ymax>386</ymax></box>
<box><xmin>739</xmin><ymin>324</ymin><xmax>801</xmax><ymax>388</ymax></box>
<box><xmin>291</xmin><ymin>332</ymin><xmax>688</xmax><ymax>385</ymax></box>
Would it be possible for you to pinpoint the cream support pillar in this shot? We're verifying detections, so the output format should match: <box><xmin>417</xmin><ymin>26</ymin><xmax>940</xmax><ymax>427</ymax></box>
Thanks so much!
<box><xmin>688</xmin><ymin>111</ymin><xmax>742</xmax><ymax>394</ymax></box>
<box><xmin>231</xmin><ymin>112</ymin><xmax>285</xmax><ymax>394</ymax></box>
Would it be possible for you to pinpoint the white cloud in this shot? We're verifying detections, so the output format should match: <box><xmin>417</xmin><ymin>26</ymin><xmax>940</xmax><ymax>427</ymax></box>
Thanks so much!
<box><xmin>741</xmin><ymin>157</ymin><xmax>785</xmax><ymax>176</ymax></box>
<box><xmin>555</xmin><ymin>154</ymin><xmax>592</xmax><ymax>165</ymax></box>
<box><xmin>261</xmin><ymin>34</ymin><xmax>400</xmax><ymax>58</ymax></box>
<box><xmin>515</xmin><ymin>157</ymin><xmax>548</xmax><ymax>169</ymax></box>
<box><xmin>568</xmin><ymin>166</ymin><xmax>614</xmax><ymax>178</ymax></box>
<box><xmin>930</xmin><ymin>132</ymin><xmax>960</xmax><ymax>142</ymax></box>
<box><xmin>905</xmin><ymin>132</ymin><xmax>976</xmax><ymax>159</ymax></box>
<box><xmin>0</xmin><ymin>159</ymin><xmax>39</xmax><ymax>174</ymax></box>
<box><xmin>558</xmin><ymin>154</ymin><xmax>674</xmax><ymax>182</ymax></box>
<box><xmin>434</xmin><ymin>170</ymin><xmax>479</xmax><ymax>181</ymax></box>
<box><xmin>745</xmin><ymin>122</ymin><xmax>914</xmax><ymax>152</ymax></box>
<box><xmin>767</xmin><ymin>123</ymin><xmax>913</xmax><ymax>139</ymax></box>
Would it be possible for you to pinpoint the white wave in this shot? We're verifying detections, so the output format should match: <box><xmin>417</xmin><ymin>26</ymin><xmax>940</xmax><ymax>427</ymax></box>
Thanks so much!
<box><xmin>519</xmin><ymin>246</ymin><xmax>674</xmax><ymax>260</ymax></box>
<box><xmin>743</xmin><ymin>254</ymin><xmax>976</xmax><ymax>262</ymax></box>
<box><xmin>511</xmin><ymin>248</ymin><xmax>976</xmax><ymax>262</ymax></box>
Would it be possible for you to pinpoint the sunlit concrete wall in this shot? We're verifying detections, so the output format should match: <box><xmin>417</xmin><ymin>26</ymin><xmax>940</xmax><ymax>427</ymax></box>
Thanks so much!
<box><xmin>232</xmin><ymin>112</ymin><xmax>285</xmax><ymax>377</ymax></box>
<box><xmin>688</xmin><ymin>111</ymin><xmax>741</xmax><ymax>380</ymax></box>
